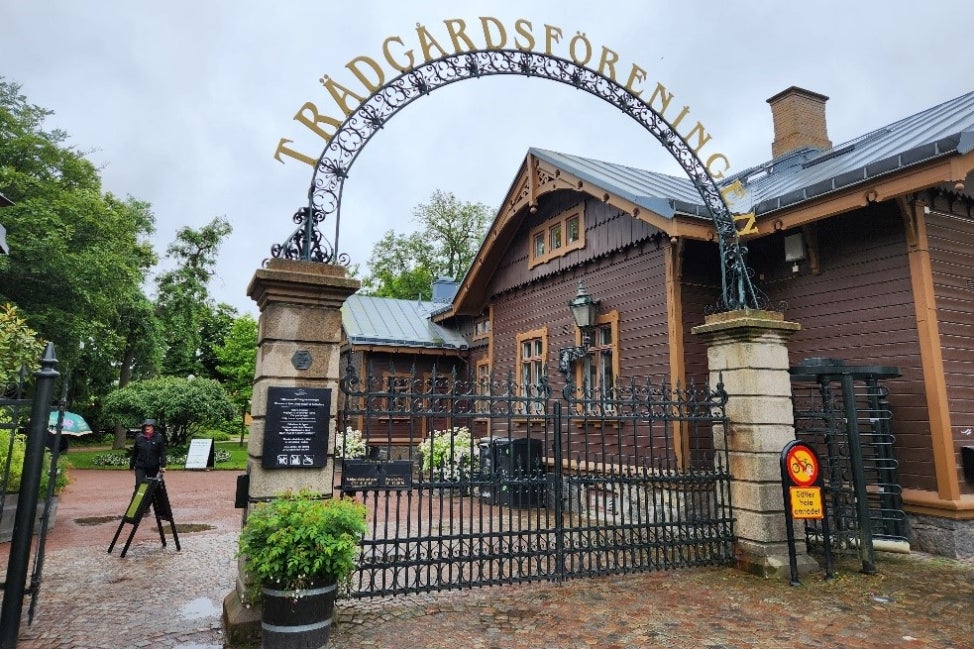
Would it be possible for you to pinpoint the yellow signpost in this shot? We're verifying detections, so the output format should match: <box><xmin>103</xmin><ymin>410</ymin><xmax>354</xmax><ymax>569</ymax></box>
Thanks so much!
<box><xmin>780</xmin><ymin>440</ymin><xmax>834</xmax><ymax>584</ymax></box>
<box><xmin>789</xmin><ymin>486</ymin><xmax>824</xmax><ymax>520</ymax></box>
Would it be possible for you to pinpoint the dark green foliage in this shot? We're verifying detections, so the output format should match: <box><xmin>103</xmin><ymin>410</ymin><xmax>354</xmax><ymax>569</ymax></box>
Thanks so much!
<box><xmin>0</xmin><ymin>77</ymin><xmax>158</xmax><ymax>415</ymax></box>
<box><xmin>100</xmin><ymin>375</ymin><xmax>236</xmax><ymax>447</ymax></box>
<box><xmin>238</xmin><ymin>492</ymin><xmax>367</xmax><ymax>597</ymax></box>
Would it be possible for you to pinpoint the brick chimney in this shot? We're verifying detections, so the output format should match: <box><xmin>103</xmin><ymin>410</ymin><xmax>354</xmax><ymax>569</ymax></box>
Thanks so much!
<box><xmin>766</xmin><ymin>86</ymin><xmax>832</xmax><ymax>158</ymax></box>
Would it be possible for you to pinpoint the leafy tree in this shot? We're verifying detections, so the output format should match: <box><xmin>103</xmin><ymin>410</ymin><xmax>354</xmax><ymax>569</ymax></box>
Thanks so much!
<box><xmin>198</xmin><ymin>302</ymin><xmax>238</xmax><ymax>379</ymax></box>
<box><xmin>0</xmin><ymin>303</ymin><xmax>45</xmax><ymax>388</ymax></box>
<box><xmin>363</xmin><ymin>190</ymin><xmax>492</xmax><ymax>299</ymax></box>
<box><xmin>154</xmin><ymin>217</ymin><xmax>233</xmax><ymax>378</ymax></box>
<box><xmin>363</xmin><ymin>230</ymin><xmax>436</xmax><ymax>300</ymax></box>
<box><xmin>101</xmin><ymin>375</ymin><xmax>236</xmax><ymax>448</ymax></box>
<box><xmin>105</xmin><ymin>292</ymin><xmax>165</xmax><ymax>448</ymax></box>
<box><xmin>0</xmin><ymin>78</ymin><xmax>157</xmax><ymax>410</ymax></box>
<box><xmin>213</xmin><ymin>314</ymin><xmax>257</xmax><ymax>411</ymax></box>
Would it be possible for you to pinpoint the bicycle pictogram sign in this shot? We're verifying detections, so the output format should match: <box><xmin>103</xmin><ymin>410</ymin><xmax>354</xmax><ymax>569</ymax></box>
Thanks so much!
<box><xmin>785</xmin><ymin>444</ymin><xmax>819</xmax><ymax>487</ymax></box>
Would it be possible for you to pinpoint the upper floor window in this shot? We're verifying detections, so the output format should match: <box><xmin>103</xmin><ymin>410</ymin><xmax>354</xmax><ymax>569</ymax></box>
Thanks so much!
<box><xmin>529</xmin><ymin>206</ymin><xmax>585</xmax><ymax>268</ymax></box>
<box><xmin>473</xmin><ymin>314</ymin><xmax>492</xmax><ymax>341</ymax></box>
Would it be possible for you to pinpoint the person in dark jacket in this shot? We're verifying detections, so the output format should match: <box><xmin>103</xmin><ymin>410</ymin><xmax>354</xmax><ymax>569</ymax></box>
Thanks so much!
<box><xmin>129</xmin><ymin>419</ymin><xmax>167</xmax><ymax>486</ymax></box>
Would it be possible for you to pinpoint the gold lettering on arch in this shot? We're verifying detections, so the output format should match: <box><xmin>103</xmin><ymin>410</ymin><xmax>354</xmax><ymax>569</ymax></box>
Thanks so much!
<box><xmin>276</xmin><ymin>15</ymin><xmax>732</xmax><ymax>184</ymax></box>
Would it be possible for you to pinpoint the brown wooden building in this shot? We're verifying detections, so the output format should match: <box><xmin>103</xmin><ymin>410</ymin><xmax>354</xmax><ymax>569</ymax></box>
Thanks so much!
<box><xmin>342</xmin><ymin>87</ymin><xmax>974</xmax><ymax>557</ymax></box>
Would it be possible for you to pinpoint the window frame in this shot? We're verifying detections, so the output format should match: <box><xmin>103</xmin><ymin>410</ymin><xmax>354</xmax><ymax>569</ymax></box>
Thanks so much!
<box><xmin>472</xmin><ymin>313</ymin><xmax>492</xmax><ymax>341</ymax></box>
<box><xmin>515</xmin><ymin>327</ymin><xmax>548</xmax><ymax>414</ymax></box>
<box><xmin>475</xmin><ymin>358</ymin><xmax>492</xmax><ymax>413</ymax></box>
<box><xmin>574</xmin><ymin>310</ymin><xmax>620</xmax><ymax>405</ymax></box>
<box><xmin>528</xmin><ymin>206</ymin><xmax>585</xmax><ymax>268</ymax></box>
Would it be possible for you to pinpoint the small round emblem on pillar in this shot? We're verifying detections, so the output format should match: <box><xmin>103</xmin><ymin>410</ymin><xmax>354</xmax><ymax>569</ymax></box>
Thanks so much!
<box><xmin>291</xmin><ymin>350</ymin><xmax>313</xmax><ymax>370</ymax></box>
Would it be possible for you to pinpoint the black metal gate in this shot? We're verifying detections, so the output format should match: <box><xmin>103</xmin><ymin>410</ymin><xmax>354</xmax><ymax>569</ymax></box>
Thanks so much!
<box><xmin>337</xmin><ymin>363</ymin><xmax>734</xmax><ymax>599</ymax></box>
<box><xmin>1</xmin><ymin>346</ymin><xmax>61</xmax><ymax>647</ymax></box>
<box><xmin>790</xmin><ymin>358</ymin><xmax>906</xmax><ymax>574</ymax></box>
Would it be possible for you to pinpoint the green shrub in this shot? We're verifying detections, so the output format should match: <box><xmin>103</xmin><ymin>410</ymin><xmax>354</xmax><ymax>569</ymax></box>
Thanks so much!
<box><xmin>238</xmin><ymin>491</ymin><xmax>367</xmax><ymax>599</ymax></box>
<box><xmin>0</xmin><ymin>427</ymin><xmax>70</xmax><ymax>494</ymax></box>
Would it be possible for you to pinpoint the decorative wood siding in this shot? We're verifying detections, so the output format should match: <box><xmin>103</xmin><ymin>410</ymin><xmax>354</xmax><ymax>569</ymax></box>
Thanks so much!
<box><xmin>680</xmin><ymin>239</ymin><xmax>722</xmax><ymax>383</ymax></box>
<box><xmin>490</xmin><ymin>191</ymin><xmax>661</xmax><ymax>296</ymax></box>
<box><xmin>749</xmin><ymin>204</ymin><xmax>932</xmax><ymax>490</ymax></box>
<box><xmin>927</xmin><ymin>201</ymin><xmax>974</xmax><ymax>495</ymax></box>
<box><xmin>488</xmin><ymin>194</ymin><xmax>674</xmax><ymax>390</ymax></box>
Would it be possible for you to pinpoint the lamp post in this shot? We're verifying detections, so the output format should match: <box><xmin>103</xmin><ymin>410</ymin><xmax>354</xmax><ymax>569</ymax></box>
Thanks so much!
<box><xmin>558</xmin><ymin>281</ymin><xmax>600</xmax><ymax>375</ymax></box>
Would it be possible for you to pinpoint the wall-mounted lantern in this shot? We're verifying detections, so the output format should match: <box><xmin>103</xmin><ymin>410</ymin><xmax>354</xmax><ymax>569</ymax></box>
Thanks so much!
<box><xmin>784</xmin><ymin>232</ymin><xmax>806</xmax><ymax>273</ymax></box>
<box><xmin>558</xmin><ymin>281</ymin><xmax>600</xmax><ymax>374</ymax></box>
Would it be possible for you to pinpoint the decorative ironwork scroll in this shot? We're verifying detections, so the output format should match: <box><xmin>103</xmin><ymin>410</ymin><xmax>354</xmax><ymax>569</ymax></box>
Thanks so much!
<box><xmin>274</xmin><ymin>49</ymin><xmax>763</xmax><ymax>311</ymax></box>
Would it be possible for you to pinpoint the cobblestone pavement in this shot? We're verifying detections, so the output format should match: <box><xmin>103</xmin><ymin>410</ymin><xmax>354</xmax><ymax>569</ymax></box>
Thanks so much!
<box><xmin>2</xmin><ymin>469</ymin><xmax>972</xmax><ymax>648</ymax></box>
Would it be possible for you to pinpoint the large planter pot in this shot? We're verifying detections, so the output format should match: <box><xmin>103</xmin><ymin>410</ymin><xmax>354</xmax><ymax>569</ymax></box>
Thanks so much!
<box><xmin>0</xmin><ymin>495</ymin><xmax>58</xmax><ymax>543</ymax></box>
<box><xmin>261</xmin><ymin>578</ymin><xmax>337</xmax><ymax>649</ymax></box>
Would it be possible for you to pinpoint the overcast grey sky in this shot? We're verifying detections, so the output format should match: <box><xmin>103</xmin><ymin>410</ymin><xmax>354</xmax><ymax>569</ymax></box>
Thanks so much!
<box><xmin>4</xmin><ymin>1</ymin><xmax>973</xmax><ymax>316</ymax></box>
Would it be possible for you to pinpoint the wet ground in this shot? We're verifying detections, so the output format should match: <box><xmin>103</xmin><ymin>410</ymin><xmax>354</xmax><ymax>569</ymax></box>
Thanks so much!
<box><xmin>1</xmin><ymin>468</ymin><xmax>972</xmax><ymax>648</ymax></box>
<box><xmin>1</xmin><ymin>469</ymin><xmax>238</xmax><ymax>649</ymax></box>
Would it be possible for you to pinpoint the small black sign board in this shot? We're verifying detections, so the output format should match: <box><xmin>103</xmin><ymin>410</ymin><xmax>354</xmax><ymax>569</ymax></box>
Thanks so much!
<box><xmin>108</xmin><ymin>477</ymin><xmax>181</xmax><ymax>558</ymax></box>
<box><xmin>262</xmin><ymin>386</ymin><xmax>331</xmax><ymax>469</ymax></box>
<box><xmin>341</xmin><ymin>460</ymin><xmax>413</xmax><ymax>491</ymax></box>
<box><xmin>780</xmin><ymin>440</ymin><xmax>833</xmax><ymax>585</ymax></box>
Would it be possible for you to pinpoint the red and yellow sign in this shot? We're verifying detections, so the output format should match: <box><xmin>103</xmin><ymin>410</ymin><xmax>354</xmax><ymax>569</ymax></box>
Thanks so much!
<box><xmin>785</xmin><ymin>444</ymin><xmax>819</xmax><ymax>487</ymax></box>
<box><xmin>789</xmin><ymin>486</ymin><xmax>824</xmax><ymax>519</ymax></box>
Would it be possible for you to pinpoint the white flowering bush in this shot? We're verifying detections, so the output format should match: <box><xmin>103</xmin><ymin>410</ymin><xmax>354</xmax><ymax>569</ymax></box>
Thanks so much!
<box><xmin>336</xmin><ymin>427</ymin><xmax>367</xmax><ymax>459</ymax></box>
<box><xmin>417</xmin><ymin>426</ymin><xmax>477</xmax><ymax>481</ymax></box>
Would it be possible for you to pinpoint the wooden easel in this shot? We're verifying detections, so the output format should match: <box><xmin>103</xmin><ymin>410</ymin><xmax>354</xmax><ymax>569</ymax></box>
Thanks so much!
<box><xmin>108</xmin><ymin>477</ymin><xmax>181</xmax><ymax>557</ymax></box>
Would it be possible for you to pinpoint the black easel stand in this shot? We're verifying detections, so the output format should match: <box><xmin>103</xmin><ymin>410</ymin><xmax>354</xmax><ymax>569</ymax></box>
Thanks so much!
<box><xmin>108</xmin><ymin>477</ymin><xmax>181</xmax><ymax>557</ymax></box>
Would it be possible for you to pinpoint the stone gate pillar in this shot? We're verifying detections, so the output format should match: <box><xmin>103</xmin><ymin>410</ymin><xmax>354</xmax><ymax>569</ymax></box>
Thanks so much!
<box><xmin>223</xmin><ymin>259</ymin><xmax>359</xmax><ymax>644</ymax></box>
<box><xmin>692</xmin><ymin>309</ymin><xmax>819</xmax><ymax>578</ymax></box>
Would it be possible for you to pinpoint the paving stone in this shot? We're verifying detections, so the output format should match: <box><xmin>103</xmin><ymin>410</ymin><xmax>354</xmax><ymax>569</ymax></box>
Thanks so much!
<box><xmin>2</xmin><ymin>469</ymin><xmax>972</xmax><ymax>648</ymax></box>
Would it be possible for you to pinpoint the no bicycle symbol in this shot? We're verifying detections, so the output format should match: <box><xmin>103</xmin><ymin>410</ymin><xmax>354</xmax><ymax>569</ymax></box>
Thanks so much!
<box><xmin>782</xmin><ymin>441</ymin><xmax>824</xmax><ymax>520</ymax></box>
<box><xmin>785</xmin><ymin>444</ymin><xmax>819</xmax><ymax>487</ymax></box>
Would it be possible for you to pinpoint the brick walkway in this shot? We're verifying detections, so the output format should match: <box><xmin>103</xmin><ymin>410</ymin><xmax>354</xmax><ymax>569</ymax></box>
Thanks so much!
<box><xmin>2</xmin><ymin>469</ymin><xmax>972</xmax><ymax>648</ymax></box>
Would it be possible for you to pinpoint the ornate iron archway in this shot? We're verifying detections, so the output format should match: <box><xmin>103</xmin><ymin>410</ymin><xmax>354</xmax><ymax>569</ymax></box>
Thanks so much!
<box><xmin>272</xmin><ymin>49</ymin><xmax>762</xmax><ymax>311</ymax></box>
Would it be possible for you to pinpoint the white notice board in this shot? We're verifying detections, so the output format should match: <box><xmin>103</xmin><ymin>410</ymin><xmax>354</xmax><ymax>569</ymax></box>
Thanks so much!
<box><xmin>185</xmin><ymin>438</ymin><xmax>214</xmax><ymax>470</ymax></box>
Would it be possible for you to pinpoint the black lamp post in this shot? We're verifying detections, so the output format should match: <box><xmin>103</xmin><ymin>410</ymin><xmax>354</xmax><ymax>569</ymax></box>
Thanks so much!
<box><xmin>558</xmin><ymin>281</ymin><xmax>600</xmax><ymax>374</ymax></box>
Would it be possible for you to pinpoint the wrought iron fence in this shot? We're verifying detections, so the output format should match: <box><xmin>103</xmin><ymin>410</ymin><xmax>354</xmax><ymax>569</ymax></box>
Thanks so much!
<box><xmin>338</xmin><ymin>362</ymin><xmax>734</xmax><ymax>598</ymax></box>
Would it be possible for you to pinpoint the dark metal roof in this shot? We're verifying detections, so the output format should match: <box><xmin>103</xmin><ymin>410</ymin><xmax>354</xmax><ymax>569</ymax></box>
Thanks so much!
<box><xmin>743</xmin><ymin>90</ymin><xmax>974</xmax><ymax>213</ymax></box>
<box><xmin>531</xmin><ymin>90</ymin><xmax>974</xmax><ymax>218</ymax></box>
<box><xmin>342</xmin><ymin>293</ymin><xmax>469</xmax><ymax>350</ymax></box>
<box><xmin>0</xmin><ymin>192</ymin><xmax>12</xmax><ymax>207</ymax></box>
<box><xmin>529</xmin><ymin>147</ymin><xmax>701</xmax><ymax>218</ymax></box>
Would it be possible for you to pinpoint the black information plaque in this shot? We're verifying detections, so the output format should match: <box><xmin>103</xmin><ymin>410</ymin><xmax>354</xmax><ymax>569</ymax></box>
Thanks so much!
<box><xmin>341</xmin><ymin>460</ymin><xmax>413</xmax><ymax>491</ymax></box>
<box><xmin>262</xmin><ymin>386</ymin><xmax>331</xmax><ymax>469</ymax></box>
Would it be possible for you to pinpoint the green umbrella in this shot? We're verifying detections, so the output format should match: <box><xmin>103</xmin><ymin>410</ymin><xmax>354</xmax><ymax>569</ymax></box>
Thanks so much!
<box><xmin>48</xmin><ymin>410</ymin><xmax>93</xmax><ymax>436</ymax></box>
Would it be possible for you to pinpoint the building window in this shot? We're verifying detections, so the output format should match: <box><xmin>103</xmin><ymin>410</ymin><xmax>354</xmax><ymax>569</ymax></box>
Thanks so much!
<box><xmin>586</xmin><ymin>323</ymin><xmax>615</xmax><ymax>399</ymax></box>
<box><xmin>533</xmin><ymin>232</ymin><xmax>545</xmax><ymax>258</ymax></box>
<box><xmin>515</xmin><ymin>328</ymin><xmax>547</xmax><ymax>414</ymax></box>
<box><xmin>566</xmin><ymin>215</ymin><xmax>580</xmax><ymax>244</ymax></box>
<box><xmin>475</xmin><ymin>359</ymin><xmax>491</xmax><ymax>413</ymax></box>
<box><xmin>574</xmin><ymin>311</ymin><xmax>619</xmax><ymax>408</ymax></box>
<box><xmin>550</xmin><ymin>222</ymin><xmax>562</xmax><ymax>250</ymax></box>
<box><xmin>529</xmin><ymin>206</ymin><xmax>585</xmax><ymax>268</ymax></box>
<box><xmin>383</xmin><ymin>373</ymin><xmax>412</xmax><ymax>412</ymax></box>
<box><xmin>473</xmin><ymin>314</ymin><xmax>492</xmax><ymax>340</ymax></box>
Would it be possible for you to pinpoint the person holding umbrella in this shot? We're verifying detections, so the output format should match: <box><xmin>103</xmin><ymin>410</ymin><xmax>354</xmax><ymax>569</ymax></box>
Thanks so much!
<box><xmin>129</xmin><ymin>419</ymin><xmax>167</xmax><ymax>486</ymax></box>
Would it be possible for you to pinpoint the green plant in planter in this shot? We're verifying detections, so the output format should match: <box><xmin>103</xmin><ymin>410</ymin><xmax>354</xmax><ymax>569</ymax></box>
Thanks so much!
<box><xmin>238</xmin><ymin>490</ymin><xmax>367</xmax><ymax>599</ymax></box>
